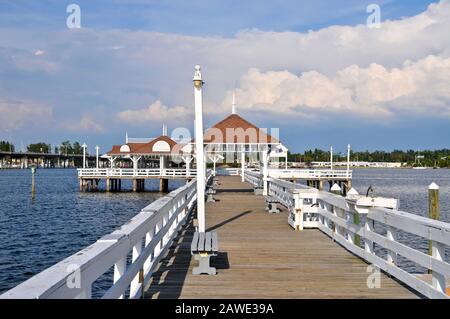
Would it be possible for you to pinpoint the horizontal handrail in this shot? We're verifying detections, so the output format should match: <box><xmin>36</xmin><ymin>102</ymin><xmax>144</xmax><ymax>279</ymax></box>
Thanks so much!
<box><xmin>1</xmin><ymin>172</ymin><xmax>213</xmax><ymax>299</ymax></box>
<box><xmin>216</xmin><ymin>168</ymin><xmax>240</xmax><ymax>176</ymax></box>
<box><xmin>243</xmin><ymin>170</ymin><xmax>263</xmax><ymax>187</ymax></box>
<box><xmin>77</xmin><ymin>168</ymin><xmax>197</xmax><ymax>178</ymax></box>
<box><xmin>268</xmin><ymin>169</ymin><xmax>352</xmax><ymax>179</ymax></box>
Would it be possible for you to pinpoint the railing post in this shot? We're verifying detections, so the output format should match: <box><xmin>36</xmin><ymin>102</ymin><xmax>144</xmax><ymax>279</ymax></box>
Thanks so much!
<box><xmin>386</xmin><ymin>226</ymin><xmax>398</xmax><ymax>265</ymax></box>
<box><xmin>428</xmin><ymin>182</ymin><xmax>440</xmax><ymax>256</ymax></box>
<box><xmin>113</xmin><ymin>257</ymin><xmax>127</xmax><ymax>299</ymax></box>
<box><xmin>241</xmin><ymin>151</ymin><xmax>245</xmax><ymax>182</ymax></box>
<box><xmin>293</xmin><ymin>192</ymin><xmax>304</xmax><ymax>231</ymax></box>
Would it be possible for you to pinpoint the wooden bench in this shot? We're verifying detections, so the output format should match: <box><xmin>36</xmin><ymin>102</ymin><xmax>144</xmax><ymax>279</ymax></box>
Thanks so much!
<box><xmin>191</xmin><ymin>231</ymin><xmax>219</xmax><ymax>275</ymax></box>
<box><xmin>254</xmin><ymin>179</ymin><xmax>264</xmax><ymax>195</ymax></box>
<box><xmin>265</xmin><ymin>196</ymin><xmax>280</xmax><ymax>214</ymax></box>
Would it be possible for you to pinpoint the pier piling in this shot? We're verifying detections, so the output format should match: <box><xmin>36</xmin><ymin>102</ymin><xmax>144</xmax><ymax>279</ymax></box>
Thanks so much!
<box><xmin>159</xmin><ymin>178</ymin><xmax>168</xmax><ymax>192</ymax></box>
<box><xmin>428</xmin><ymin>182</ymin><xmax>440</xmax><ymax>273</ymax></box>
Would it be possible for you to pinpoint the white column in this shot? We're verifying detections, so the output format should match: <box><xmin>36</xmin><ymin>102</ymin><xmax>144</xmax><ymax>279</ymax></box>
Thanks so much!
<box><xmin>263</xmin><ymin>151</ymin><xmax>268</xmax><ymax>196</ymax></box>
<box><xmin>95</xmin><ymin>145</ymin><xmax>99</xmax><ymax>169</ymax></box>
<box><xmin>109</xmin><ymin>156</ymin><xmax>115</xmax><ymax>169</ymax></box>
<box><xmin>159</xmin><ymin>155</ymin><xmax>164</xmax><ymax>175</ymax></box>
<box><xmin>183</xmin><ymin>155</ymin><xmax>192</xmax><ymax>177</ymax></box>
<box><xmin>347</xmin><ymin>144</ymin><xmax>351</xmax><ymax>173</ymax></box>
<box><xmin>285</xmin><ymin>155</ymin><xmax>288</xmax><ymax>169</ymax></box>
<box><xmin>82</xmin><ymin>143</ymin><xmax>87</xmax><ymax>169</ymax></box>
<box><xmin>193</xmin><ymin>65</ymin><xmax>206</xmax><ymax>233</ymax></box>
<box><xmin>330</xmin><ymin>146</ymin><xmax>333</xmax><ymax>171</ymax></box>
<box><xmin>241</xmin><ymin>151</ymin><xmax>245</xmax><ymax>182</ymax></box>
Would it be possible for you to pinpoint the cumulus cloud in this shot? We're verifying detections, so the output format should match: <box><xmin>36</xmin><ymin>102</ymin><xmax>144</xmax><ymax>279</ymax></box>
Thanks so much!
<box><xmin>0</xmin><ymin>98</ymin><xmax>53</xmax><ymax>131</ymax></box>
<box><xmin>117</xmin><ymin>100</ymin><xmax>192</xmax><ymax>124</ymax></box>
<box><xmin>222</xmin><ymin>55</ymin><xmax>450</xmax><ymax>119</ymax></box>
<box><xmin>1</xmin><ymin>0</ymin><xmax>450</xmax><ymax>131</ymax></box>
<box><xmin>65</xmin><ymin>115</ymin><xmax>105</xmax><ymax>133</ymax></box>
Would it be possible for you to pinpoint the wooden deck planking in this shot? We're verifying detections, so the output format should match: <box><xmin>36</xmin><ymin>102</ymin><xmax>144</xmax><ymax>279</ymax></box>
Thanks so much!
<box><xmin>145</xmin><ymin>176</ymin><xmax>418</xmax><ymax>299</ymax></box>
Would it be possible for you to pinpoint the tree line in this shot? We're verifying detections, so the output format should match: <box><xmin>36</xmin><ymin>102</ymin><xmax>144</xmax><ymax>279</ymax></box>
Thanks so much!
<box><xmin>288</xmin><ymin>149</ymin><xmax>450</xmax><ymax>168</ymax></box>
<box><xmin>0</xmin><ymin>140</ymin><xmax>85</xmax><ymax>155</ymax></box>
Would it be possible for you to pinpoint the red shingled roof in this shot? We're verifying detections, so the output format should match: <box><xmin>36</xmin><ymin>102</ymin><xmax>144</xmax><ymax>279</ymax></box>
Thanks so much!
<box><xmin>107</xmin><ymin>136</ymin><xmax>180</xmax><ymax>155</ymax></box>
<box><xmin>203</xmin><ymin>114</ymin><xmax>278</xmax><ymax>144</ymax></box>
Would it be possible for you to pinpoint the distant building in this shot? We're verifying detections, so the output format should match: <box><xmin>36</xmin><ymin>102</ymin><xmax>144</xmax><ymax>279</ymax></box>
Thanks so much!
<box><xmin>310</xmin><ymin>161</ymin><xmax>405</xmax><ymax>168</ymax></box>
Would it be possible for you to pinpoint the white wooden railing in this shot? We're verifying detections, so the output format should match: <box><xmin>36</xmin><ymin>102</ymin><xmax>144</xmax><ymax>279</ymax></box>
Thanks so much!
<box><xmin>244</xmin><ymin>170</ymin><xmax>263</xmax><ymax>188</ymax></box>
<box><xmin>261</xmin><ymin>174</ymin><xmax>450</xmax><ymax>299</ymax></box>
<box><xmin>1</xmin><ymin>174</ymin><xmax>212</xmax><ymax>299</ymax></box>
<box><xmin>316</xmin><ymin>193</ymin><xmax>450</xmax><ymax>299</ymax></box>
<box><xmin>216</xmin><ymin>167</ymin><xmax>240</xmax><ymax>176</ymax></box>
<box><xmin>268</xmin><ymin>168</ymin><xmax>352</xmax><ymax>179</ymax></box>
<box><xmin>78</xmin><ymin>168</ymin><xmax>197</xmax><ymax>178</ymax></box>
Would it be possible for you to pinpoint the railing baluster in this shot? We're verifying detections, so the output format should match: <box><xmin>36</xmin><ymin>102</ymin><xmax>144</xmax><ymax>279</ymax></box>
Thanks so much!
<box><xmin>364</xmin><ymin>218</ymin><xmax>374</xmax><ymax>254</ymax></box>
<box><xmin>144</xmin><ymin>231</ymin><xmax>154</xmax><ymax>276</ymax></box>
<box><xmin>386</xmin><ymin>225</ymin><xmax>398</xmax><ymax>265</ymax></box>
<box><xmin>113</xmin><ymin>257</ymin><xmax>127</xmax><ymax>299</ymax></box>
<box><xmin>345</xmin><ymin>211</ymin><xmax>354</xmax><ymax>244</ymax></box>
<box><xmin>130</xmin><ymin>241</ymin><xmax>143</xmax><ymax>298</ymax></box>
<box><xmin>431</xmin><ymin>240</ymin><xmax>446</xmax><ymax>294</ymax></box>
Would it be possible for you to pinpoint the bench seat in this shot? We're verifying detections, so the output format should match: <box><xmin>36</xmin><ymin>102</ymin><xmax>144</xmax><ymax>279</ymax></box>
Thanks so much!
<box><xmin>191</xmin><ymin>231</ymin><xmax>219</xmax><ymax>275</ymax></box>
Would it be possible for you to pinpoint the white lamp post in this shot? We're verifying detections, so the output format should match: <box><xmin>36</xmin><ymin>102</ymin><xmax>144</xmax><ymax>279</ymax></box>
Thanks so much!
<box><xmin>95</xmin><ymin>145</ymin><xmax>100</xmax><ymax>169</ymax></box>
<box><xmin>193</xmin><ymin>65</ymin><xmax>206</xmax><ymax>233</ymax></box>
<box><xmin>347</xmin><ymin>144</ymin><xmax>351</xmax><ymax>172</ymax></box>
<box><xmin>82</xmin><ymin>143</ymin><xmax>87</xmax><ymax>169</ymax></box>
<box><xmin>330</xmin><ymin>146</ymin><xmax>333</xmax><ymax>171</ymax></box>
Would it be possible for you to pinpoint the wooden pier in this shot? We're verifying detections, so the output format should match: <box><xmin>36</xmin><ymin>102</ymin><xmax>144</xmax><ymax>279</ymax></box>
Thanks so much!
<box><xmin>145</xmin><ymin>176</ymin><xmax>417</xmax><ymax>299</ymax></box>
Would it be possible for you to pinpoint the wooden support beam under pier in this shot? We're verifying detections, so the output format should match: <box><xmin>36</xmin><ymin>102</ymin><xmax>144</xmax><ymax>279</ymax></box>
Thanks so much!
<box><xmin>159</xmin><ymin>178</ymin><xmax>168</xmax><ymax>192</ymax></box>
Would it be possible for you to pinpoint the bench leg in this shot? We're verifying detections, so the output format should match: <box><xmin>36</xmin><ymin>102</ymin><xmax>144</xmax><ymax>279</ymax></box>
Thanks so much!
<box><xmin>269</xmin><ymin>203</ymin><xmax>280</xmax><ymax>214</ymax></box>
<box><xmin>207</xmin><ymin>193</ymin><xmax>216</xmax><ymax>203</ymax></box>
<box><xmin>193</xmin><ymin>255</ymin><xmax>217</xmax><ymax>275</ymax></box>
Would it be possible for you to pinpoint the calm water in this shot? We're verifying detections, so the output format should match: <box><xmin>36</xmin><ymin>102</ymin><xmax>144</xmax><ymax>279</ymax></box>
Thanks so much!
<box><xmin>0</xmin><ymin>168</ymin><xmax>449</xmax><ymax>295</ymax></box>
<box><xmin>0</xmin><ymin>169</ymin><xmax>184</xmax><ymax>295</ymax></box>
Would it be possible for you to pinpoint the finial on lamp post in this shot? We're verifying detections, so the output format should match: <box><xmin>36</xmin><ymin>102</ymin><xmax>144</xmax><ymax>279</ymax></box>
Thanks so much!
<box><xmin>232</xmin><ymin>90</ymin><xmax>236</xmax><ymax>115</ymax></box>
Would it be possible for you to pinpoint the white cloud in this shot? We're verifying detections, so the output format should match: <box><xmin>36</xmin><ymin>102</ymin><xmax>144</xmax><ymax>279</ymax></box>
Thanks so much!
<box><xmin>2</xmin><ymin>0</ymin><xmax>450</xmax><ymax>129</ymax></box>
<box><xmin>0</xmin><ymin>98</ymin><xmax>53</xmax><ymax>131</ymax></box>
<box><xmin>117</xmin><ymin>100</ymin><xmax>192</xmax><ymax>124</ymax></box>
<box><xmin>223</xmin><ymin>55</ymin><xmax>450</xmax><ymax>119</ymax></box>
<box><xmin>65</xmin><ymin>115</ymin><xmax>105</xmax><ymax>133</ymax></box>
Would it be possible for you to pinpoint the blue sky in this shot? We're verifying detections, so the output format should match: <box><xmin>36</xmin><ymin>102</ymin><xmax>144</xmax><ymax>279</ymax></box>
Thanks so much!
<box><xmin>0</xmin><ymin>0</ymin><xmax>449</xmax><ymax>154</ymax></box>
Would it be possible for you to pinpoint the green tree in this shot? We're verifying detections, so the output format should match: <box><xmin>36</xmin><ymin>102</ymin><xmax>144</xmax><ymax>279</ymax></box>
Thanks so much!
<box><xmin>0</xmin><ymin>141</ymin><xmax>14</xmax><ymax>152</ymax></box>
<box><xmin>72</xmin><ymin>142</ymin><xmax>83</xmax><ymax>154</ymax></box>
<box><xmin>27</xmin><ymin>143</ymin><xmax>51</xmax><ymax>153</ymax></box>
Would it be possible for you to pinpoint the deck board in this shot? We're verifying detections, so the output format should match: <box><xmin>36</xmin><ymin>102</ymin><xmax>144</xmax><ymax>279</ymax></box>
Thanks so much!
<box><xmin>144</xmin><ymin>176</ymin><xmax>418</xmax><ymax>299</ymax></box>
